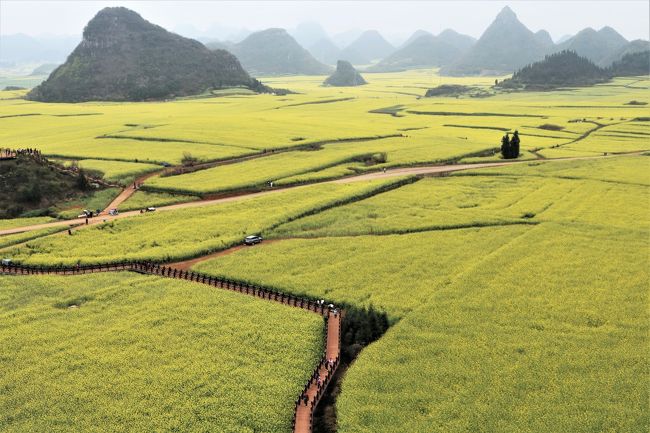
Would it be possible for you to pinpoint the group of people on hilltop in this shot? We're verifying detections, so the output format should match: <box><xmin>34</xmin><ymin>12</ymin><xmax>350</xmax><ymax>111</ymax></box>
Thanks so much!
<box><xmin>0</xmin><ymin>148</ymin><xmax>43</xmax><ymax>160</ymax></box>
<box><xmin>501</xmin><ymin>130</ymin><xmax>520</xmax><ymax>159</ymax></box>
<box><xmin>0</xmin><ymin>148</ymin><xmax>15</xmax><ymax>159</ymax></box>
<box><xmin>17</xmin><ymin>148</ymin><xmax>42</xmax><ymax>157</ymax></box>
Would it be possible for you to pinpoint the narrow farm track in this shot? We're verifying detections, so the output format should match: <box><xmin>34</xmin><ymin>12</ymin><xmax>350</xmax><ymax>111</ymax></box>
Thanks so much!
<box><xmin>0</xmin><ymin>261</ymin><xmax>341</xmax><ymax>433</ymax></box>
<box><xmin>0</xmin><ymin>152</ymin><xmax>644</xmax><ymax>237</ymax></box>
<box><xmin>103</xmin><ymin>170</ymin><xmax>161</xmax><ymax>212</ymax></box>
<box><xmin>166</xmin><ymin>240</ymin><xmax>282</xmax><ymax>270</ymax></box>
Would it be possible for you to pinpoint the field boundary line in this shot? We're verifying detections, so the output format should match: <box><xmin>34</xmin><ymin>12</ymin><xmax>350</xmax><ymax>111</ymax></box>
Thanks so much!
<box><xmin>0</xmin><ymin>261</ymin><xmax>340</xmax><ymax>433</ymax></box>
<box><xmin>1</xmin><ymin>151</ymin><xmax>644</xmax><ymax>237</ymax></box>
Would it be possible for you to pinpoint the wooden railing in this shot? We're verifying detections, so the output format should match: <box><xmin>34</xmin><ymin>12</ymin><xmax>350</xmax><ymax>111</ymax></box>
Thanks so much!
<box><xmin>1</xmin><ymin>261</ymin><xmax>341</xmax><ymax>432</ymax></box>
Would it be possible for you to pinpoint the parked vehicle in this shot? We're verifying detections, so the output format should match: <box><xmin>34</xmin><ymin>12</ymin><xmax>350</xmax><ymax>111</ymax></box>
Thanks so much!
<box><xmin>244</xmin><ymin>235</ymin><xmax>263</xmax><ymax>245</ymax></box>
<box><xmin>78</xmin><ymin>209</ymin><xmax>92</xmax><ymax>218</ymax></box>
<box><xmin>2</xmin><ymin>258</ymin><xmax>12</xmax><ymax>266</ymax></box>
<box><xmin>146</xmin><ymin>207</ymin><xmax>156</xmax><ymax>212</ymax></box>
<box><xmin>108</xmin><ymin>208</ymin><xmax>119</xmax><ymax>216</ymax></box>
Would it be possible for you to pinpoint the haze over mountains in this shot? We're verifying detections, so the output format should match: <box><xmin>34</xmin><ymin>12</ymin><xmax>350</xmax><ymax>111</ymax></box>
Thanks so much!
<box><xmin>557</xmin><ymin>26</ymin><xmax>639</xmax><ymax>66</ymax></box>
<box><xmin>337</xmin><ymin>30</ymin><xmax>395</xmax><ymax>64</ymax></box>
<box><xmin>370</xmin><ymin>29</ymin><xmax>476</xmax><ymax>72</ymax></box>
<box><xmin>3</xmin><ymin>4</ymin><xmax>648</xmax><ymax>97</ymax></box>
<box><xmin>219</xmin><ymin>28</ymin><xmax>331</xmax><ymax>76</ymax></box>
<box><xmin>440</xmin><ymin>6</ymin><xmax>558</xmax><ymax>75</ymax></box>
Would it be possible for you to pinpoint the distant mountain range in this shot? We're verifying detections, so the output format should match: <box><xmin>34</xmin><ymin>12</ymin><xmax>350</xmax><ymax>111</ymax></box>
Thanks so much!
<box><xmin>308</xmin><ymin>38</ymin><xmax>342</xmax><ymax>65</ymax></box>
<box><xmin>441</xmin><ymin>6</ymin><xmax>647</xmax><ymax>76</ymax></box>
<box><xmin>557</xmin><ymin>27</ymin><xmax>628</xmax><ymax>66</ymax></box>
<box><xmin>290</xmin><ymin>22</ymin><xmax>330</xmax><ymax>50</ymax></box>
<box><xmin>27</xmin><ymin>7</ymin><xmax>260</xmax><ymax>102</ymax></box>
<box><xmin>441</xmin><ymin>6</ymin><xmax>553</xmax><ymax>75</ymax></box>
<box><xmin>600</xmin><ymin>39</ymin><xmax>650</xmax><ymax>68</ymax></box>
<box><xmin>369</xmin><ymin>29</ymin><xmax>475</xmax><ymax>72</ymax></box>
<box><xmin>5</xmin><ymin>4</ymin><xmax>648</xmax><ymax>92</ymax></box>
<box><xmin>399</xmin><ymin>30</ymin><xmax>432</xmax><ymax>49</ymax></box>
<box><xmin>0</xmin><ymin>34</ymin><xmax>80</xmax><ymax>67</ymax></box>
<box><xmin>221</xmin><ymin>28</ymin><xmax>332</xmax><ymax>76</ymax></box>
<box><xmin>338</xmin><ymin>30</ymin><xmax>395</xmax><ymax>64</ymax></box>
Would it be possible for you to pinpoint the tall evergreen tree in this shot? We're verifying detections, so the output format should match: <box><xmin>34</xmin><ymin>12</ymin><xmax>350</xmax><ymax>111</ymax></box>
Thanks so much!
<box><xmin>501</xmin><ymin>134</ymin><xmax>511</xmax><ymax>159</ymax></box>
<box><xmin>511</xmin><ymin>130</ymin><xmax>521</xmax><ymax>158</ymax></box>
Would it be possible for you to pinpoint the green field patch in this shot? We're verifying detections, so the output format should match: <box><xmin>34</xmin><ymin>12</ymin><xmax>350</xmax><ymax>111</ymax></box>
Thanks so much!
<box><xmin>5</xmin><ymin>179</ymin><xmax>404</xmax><ymax>265</ymax></box>
<box><xmin>195</xmin><ymin>226</ymin><xmax>529</xmax><ymax>316</ymax></box>
<box><xmin>145</xmin><ymin>149</ymin><xmax>362</xmax><ymax>194</ymax></box>
<box><xmin>272</xmin><ymin>176</ymin><xmax>561</xmax><ymax>238</ymax></box>
<box><xmin>119</xmin><ymin>190</ymin><xmax>199</xmax><ymax>211</ymax></box>
<box><xmin>278</xmin><ymin>97</ymin><xmax>355</xmax><ymax>108</ymax></box>
<box><xmin>195</xmin><ymin>218</ymin><xmax>647</xmax><ymax>433</ymax></box>
<box><xmin>98</xmin><ymin>134</ymin><xmax>259</xmax><ymax>151</ymax></box>
<box><xmin>0</xmin><ymin>272</ymin><xmax>322</xmax><ymax>433</ymax></box>
<box><xmin>443</xmin><ymin>124</ymin><xmax>510</xmax><ymax>131</ymax></box>
<box><xmin>336</xmin><ymin>222</ymin><xmax>647</xmax><ymax>433</ymax></box>
<box><xmin>408</xmin><ymin>110</ymin><xmax>546</xmax><ymax>118</ymax></box>
<box><xmin>0</xmin><ymin>227</ymin><xmax>66</xmax><ymax>250</ymax></box>
<box><xmin>0</xmin><ymin>216</ymin><xmax>57</xmax><ymax>230</ymax></box>
<box><xmin>52</xmin><ymin>188</ymin><xmax>121</xmax><ymax>219</ymax></box>
<box><xmin>144</xmin><ymin>138</ymin><xmax>406</xmax><ymax>195</ymax></box>
<box><xmin>39</xmin><ymin>138</ymin><xmax>254</xmax><ymax>165</ymax></box>
<box><xmin>144</xmin><ymin>133</ymin><xmax>502</xmax><ymax>195</ymax></box>
<box><xmin>191</xmin><ymin>156</ymin><xmax>649</xmax><ymax>432</ymax></box>
<box><xmin>58</xmin><ymin>159</ymin><xmax>162</xmax><ymax>184</ymax></box>
<box><xmin>274</xmin><ymin>162</ymin><xmax>368</xmax><ymax>185</ymax></box>
<box><xmin>462</xmin><ymin>155</ymin><xmax>650</xmax><ymax>186</ymax></box>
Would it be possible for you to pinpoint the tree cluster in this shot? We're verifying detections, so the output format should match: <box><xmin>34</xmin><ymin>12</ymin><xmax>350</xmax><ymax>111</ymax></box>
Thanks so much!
<box><xmin>341</xmin><ymin>305</ymin><xmax>390</xmax><ymax>362</ymax></box>
<box><xmin>0</xmin><ymin>155</ymin><xmax>93</xmax><ymax>218</ymax></box>
<box><xmin>609</xmin><ymin>50</ymin><xmax>650</xmax><ymax>77</ymax></box>
<box><xmin>496</xmin><ymin>50</ymin><xmax>610</xmax><ymax>90</ymax></box>
<box><xmin>501</xmin><ymin>130</ymin><xmax>520</xmax><ymax>159</ymax></box>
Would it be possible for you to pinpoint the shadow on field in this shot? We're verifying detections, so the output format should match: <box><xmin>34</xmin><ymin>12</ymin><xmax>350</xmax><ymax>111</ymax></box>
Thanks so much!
<box><xmin>313</xmin><ymin>305</ymin><xmax>392</xmax><ymax>433</ymax></box>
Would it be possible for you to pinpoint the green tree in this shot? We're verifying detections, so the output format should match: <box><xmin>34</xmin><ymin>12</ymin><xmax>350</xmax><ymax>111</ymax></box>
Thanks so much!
<box><xmin>501</xmin><ymin>134</ymin><xmax>511</xmax><ymax>159</ymax></box>
<box><xmin>511</xmin><ymin>130</ymin><xmax>521</xmax><ymax>158</ymax></box>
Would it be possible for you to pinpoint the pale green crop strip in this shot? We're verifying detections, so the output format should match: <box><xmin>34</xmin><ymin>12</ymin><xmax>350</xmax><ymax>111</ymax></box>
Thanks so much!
<box><xmin>4</xmin><ymin>178</ymin><xmax>409</xmax><ymax>265</ymax></box>
<box><xmin>0</xmin><ymin>226</ymin><xmax>66</xmax><ymax>250</ymax></box>
<box><xmin>194</xmin><ymin>156</ymin><xmax>649</xmax><ymax>433</ymax></box>
<box><xmin>0</xmin><ymin>272</ymin><xmax>323</xmax><ymax>433</ymax></box>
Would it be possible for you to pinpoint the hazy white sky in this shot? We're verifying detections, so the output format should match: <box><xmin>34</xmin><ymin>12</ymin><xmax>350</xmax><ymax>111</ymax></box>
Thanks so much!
<box><xmin>1</xmin><ymin>0</ymin><xmax>649</xmax><ymax>42</ymax></box>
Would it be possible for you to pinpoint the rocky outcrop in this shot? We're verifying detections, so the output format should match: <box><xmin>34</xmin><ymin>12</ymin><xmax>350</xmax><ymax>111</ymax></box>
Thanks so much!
<box><xmin>28</xmin><ymin>7</ymin><xmax>257</xmax><ymax>102</ymax></box>
<box><xmin>323</xmin><ymin>61</ymin><xmax>367</xmax><ymax>86</ymax></box>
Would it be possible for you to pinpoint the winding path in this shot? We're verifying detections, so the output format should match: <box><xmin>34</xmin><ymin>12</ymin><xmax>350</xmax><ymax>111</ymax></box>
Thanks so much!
<box><xmin>2</xmin><ymin>151</ymin><xmax>645</xmax><ymax>432</ymax></box>
<box><xmin>165</xmin><ymin>240</ymin><xmax>283</xmax><ymax>270</ymax></box>
<box><xmin>2</xmin><ymin>152</ymin><xmax>642</xmax><ymax>237</ymax></box>
<box><xmin>102</xmin><ymin>170</ymin><xmax>161</xmax><ymax>212</ymax></box>
<box><xmin>1</xmin><ymin>261</ymin><xmax>340</xmax><ymax>433</ymax></box>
